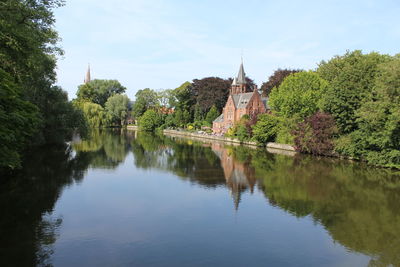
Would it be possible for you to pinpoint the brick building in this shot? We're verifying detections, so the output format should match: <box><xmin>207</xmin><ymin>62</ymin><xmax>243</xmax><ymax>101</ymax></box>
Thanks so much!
<box><xmin>212</xmin><ymin>62</ymin><xmax>269</xmax><ymax>134</ymax></box>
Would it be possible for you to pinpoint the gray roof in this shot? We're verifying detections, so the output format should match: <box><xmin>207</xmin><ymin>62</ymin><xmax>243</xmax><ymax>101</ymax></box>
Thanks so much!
<box><xmin>237</xmin><ymin>62</ymin><xmax>246</xmax><ymax>84</ymax></box>
<box><xmin>232</xmin><ymin>92</ymin><xmax>253</xmax><ymax>109</ymax></box>
<box><xmin>213</xmin><ymin>113</ymin><xmax>224</xmax><ymax>123</ymax></box>
<box><xmin>261</xmin><ymin>97</ymin><xmax>270</xmax><ymax>110</ymax></box>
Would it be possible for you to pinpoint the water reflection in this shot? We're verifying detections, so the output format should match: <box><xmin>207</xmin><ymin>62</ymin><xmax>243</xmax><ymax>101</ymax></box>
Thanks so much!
<box><xmin>1</xmin><ymin>130</ymin><xmax>399</xmax><ymax>266</ymax></box>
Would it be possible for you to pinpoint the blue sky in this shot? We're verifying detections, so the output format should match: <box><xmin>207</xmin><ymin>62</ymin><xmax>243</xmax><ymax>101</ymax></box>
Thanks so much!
<box><xmin>54</xmin><ymin>0</ymin><xmax>400</xmax><ymax>100</ymax></box>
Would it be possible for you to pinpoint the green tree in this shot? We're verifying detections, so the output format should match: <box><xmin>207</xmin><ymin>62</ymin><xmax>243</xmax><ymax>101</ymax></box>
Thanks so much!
<box><xmin>336</xmin><ymin>57</ymin><xmax>400</xmax><ymax>168</ymax></box>
<box><xmin>205</xmin><ymin>105</ymin><xmax>219</xmax><ymax>124</ymax></box>
<box><xmin>173</xmin><ymin>81</ymin><xmax>194</xmax><ymax>112</ymax></box>
<box><xmin>0</xmin><ymin>0</ymin><xmax>83</xmax><ymax>150</ymax></box>
<box><xmin>193</xmin><ymin>103</ymin><xmax>203</xmax><ymax>122</ymax></box>
<box><xmin>76</xmin><ymin>79</ymin><xmax>126</xmax><ymax>107</ymax></box>
<box><xmin>132</xmin><ymin>88</ymin><xmax>159</xmax><ymax>119</ymax></box>
<box><xmin>158</xmin><ymin>89</ymin><xmax>175</xmax><ymax>108</ymax></box>
<box><xmin>318</xmin><ymin>50</ymin><xmax>390</xmax><ymax>133</ymax></box>
<box><xmin>252</xmin><ymin>114</ymin><xmax>281</xmax><ymax>144</ymax></box>
<box><xmin>76</xmin><ymin>101</ymin><xmax>106</xmax><ymax>128</ymax></box>
<box><xmin>0</xmin><ymin>69</ymin><xmax>39</xmax><ymax>170</ymax></box>
<box><xmin>0</xmin><ymin>0</ymin><xmax>63</xmax><ymax>95</ymax></box>
<box><xmin>269</xmin><ymin>71</ymin><xmax>328</xmax><ymax>120</ymax></box>
<box><xmin>139</xmin><ymin>110</ymin><xmax>162</xmax><ymax>131</ymax></box>
<box><xmin>105</xmin><ymin>94</ymin><xmax>130</xmax><ymax>126</ymax></box>
<box><xmin>261</xmin><ymin>68</ymin><xmax>302</xmax><ymax>97</ymax></box>
<box><xmin>174</xmin><ymin>109</ymin><xmax>184</xmax><ymax>127</ymax></box>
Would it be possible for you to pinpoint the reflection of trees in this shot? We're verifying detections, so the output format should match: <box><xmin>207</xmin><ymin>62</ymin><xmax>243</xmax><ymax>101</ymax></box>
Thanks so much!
<box><xmin>131</xmin><ymin>133</ymin><xmax>226</xmax><ymax>187</ymax></box>
<box><xmin>0</xmin><ymin>144</ymin><xmax>88</xmax><ymax>266</ymax></box>
<box><xmin>72</xmin><ymin>129</ymin><xmax>131</xmax><ymax>169</ymax></box>
<box><xmin>254</xmin><ymin>154</ymin><xmax>400</xmax><ymax>267</ymax></box>
<box><xmin>3</xmin><ymin>130</ymin><xmax>400</xmax><ymax>266</ymax></box>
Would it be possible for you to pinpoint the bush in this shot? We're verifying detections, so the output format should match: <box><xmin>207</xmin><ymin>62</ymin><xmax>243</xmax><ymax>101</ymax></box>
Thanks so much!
<box><xmin>252</xmin><ymin>114</ymin><xmax>280</xmax><ymax>144</ymax></box>
<box><xmin>226</xmin><ymin>116</ymin><xmax>252</xmax><ymax>141</ymax></box>
<box><xmin>292</xmin><ymin>112</ymin><xmax>337</xmax><ymax>155</ymax></box>
<box><xmin>138</xmin><ymin>110</ymin><xmax>163</xmax><ymax>131</ymax></box>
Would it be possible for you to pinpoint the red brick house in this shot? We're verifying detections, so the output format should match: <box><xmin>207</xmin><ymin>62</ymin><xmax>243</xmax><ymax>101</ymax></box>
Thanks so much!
<box><xmin>212</xmin><ymin>62</ymin><xmax>269</xmax><ymax>134</ymax></box>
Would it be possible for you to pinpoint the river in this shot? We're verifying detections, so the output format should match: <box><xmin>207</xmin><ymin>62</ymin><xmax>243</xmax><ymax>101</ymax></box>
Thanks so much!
<box><xmin>1</xmin><ymin>129</ymin><xmax>399</xmax><ymax>267</ymax></box>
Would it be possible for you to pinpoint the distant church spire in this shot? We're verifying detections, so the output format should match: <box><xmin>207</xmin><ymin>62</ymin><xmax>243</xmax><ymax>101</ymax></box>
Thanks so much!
<box><xmin>236</xmin><ymin>59</ymin><xmax>246</xmax><ymax>84</ymax></box>
<box><xmin>84</xmin><ymin>64</ymin><xmax>91</xmax><ymax>84</ymax></box>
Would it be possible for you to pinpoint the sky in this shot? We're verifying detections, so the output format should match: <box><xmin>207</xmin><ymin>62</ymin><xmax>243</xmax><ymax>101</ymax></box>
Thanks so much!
<box><xmin>54</xmin><ymin>0</ymin><xmax>400</xmax><ymax>100</ymax></box>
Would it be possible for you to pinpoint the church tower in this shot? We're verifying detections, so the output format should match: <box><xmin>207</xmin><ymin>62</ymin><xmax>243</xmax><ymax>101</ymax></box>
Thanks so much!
<box><xmin>230</xmin><ymin>60</ymin><xmax>251</xmax><ymax>95</ymax></box>
<box><xmin>84</xmin><ymin>64</ymin><xmax>91</xmax><ymax>84</ymax></box>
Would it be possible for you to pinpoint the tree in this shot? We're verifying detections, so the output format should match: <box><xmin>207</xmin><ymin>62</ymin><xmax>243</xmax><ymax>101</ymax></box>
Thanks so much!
<box><xmin>335</xmin><ymin>57</ymin><xmax>400</xmax><ymax>168</ymax></box>
<box><xmin>193</xmin><ymin>103</ymin><xmax>203</xmax><ymax>122</ymax></box>
<box><xmin>269</xmin><ymin>71</ymin><xmax>328</xmax><ymax>119</ymax></box>
<box><xmin>261</xmin><ymin>68</ymin><xmax>302</xmax><ymax>97</ymax></box>
<box><xmin>190</xmin><ymin>77</ymin><xmax>231</xmax><ymax>113</ymax></box>
<box><xmin>205</xmin><ymin>105</ymin><xmax>220</xmax><ymax>124</ymax></box>
<box><xmin>105</xmin><ymin>94</ymin><xmax>130</xmax><ymax>126</ymax></box>
<box><xmin>252</xmin><ymin>114</ymin><xmax>281</xmax><ymax>144</ymax></box>
<box><xmin>0</xmin><ymin>69</ymin><xmax>39</xmax><ymax>170</ymax></box>
<box><xmin>131</xmin><ymin>88</ymin><xmax>159</xmax><ymax>119</ymax></box>
<box><xmin>318</xmin><ymin>50</ymin><xmax>390</xmax><ymax>133</ymax></box>
<box><xmin>173</xmin><ymin>81</ymin><xmax>194</xmax><ymax>112</ymax></box>
<box><xmin>40</xmin><ymin>86</ymin><xmax>87</xmax><ymax>143</ymax></box>
<box><xmin>138</xmin><ymin>110</ymin><xmax>162</xmax><ymax>131</ymax></box>
<box><xmin>158</xmin><ymin>89</ymin><xmax>175</xmax><ymax>108</ymax></box>
<box><xmin>76</xmin><ymin>101</ymin><xmax>106</xmax><ymax>128</ymax></box>
<box><xmin>0</xmin><ymin>0</ymin><xmax>63</xmax><ymax>92</ymax></box>
<box><xmin>0</xmin><ymin>0</ymin><xmax>84</xmax><ymax>151</ymax></box>
<box><xmin>292</xmin><ymin>112</ymin><xmax>337</xmax><ymax>155</ymax></box>
<box><xmin>76</xmin><ymin>79</ymin><xmax>126</xmax><ymax>107</ymax></box>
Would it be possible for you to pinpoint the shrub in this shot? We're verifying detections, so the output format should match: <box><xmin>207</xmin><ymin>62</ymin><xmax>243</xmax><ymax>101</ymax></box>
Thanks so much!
<box><xmin>292</xmin><ymin>112</ymin><xmax>337</xmax><ymax>155</ymax></box>
<box><xmin>252</xmin><ymin>114</ymin><xmax>280</xmax><ymax>144</ymax></box>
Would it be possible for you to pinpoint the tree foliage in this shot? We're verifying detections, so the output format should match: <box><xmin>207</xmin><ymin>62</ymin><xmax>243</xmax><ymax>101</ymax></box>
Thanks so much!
<box><xmin>252</xmin><ymin>114</ymin><xmax>281</xmax><ymax>144</ymax></box>
<box><xmin>172</xmin><ymin>81</ymin><xmax>194</xmax><ymax>112</ymax></box>
<box><xmin>76</xmin><ymin>101</ymin><xmax>106</xmax><ymax>128</ymax></box>
<box><xmin>269</xmin><ymin>71</ymin><xmax>328</xmax><ymax>119</ymax></box>
<box><xmin>205</xmin><ymin>105</ymin><xmax>219</xmax><ymax>124</ymax></box>
<box><xmin>132</xmin><ymin>88</ymin><xmax>159</xmax><ymax>119</ymax></box>
<box><xmin>335</xmin><ymin>57</ymin><xmax>400</xmax><ymax>168</ymax></box>
<box><xmin>76</xmin><ymin>79</ymin><xmax>126</xmax><ymax>107</ymax></box>
<box><xmin>318</xmin><ymin>50</ymin><xmax>390</xmax><ymax>133</ymax></box>
<box><xmin>0</xmin><ymin>0</ymin><xmax>88</xmax><ymax>171</ymax></box>
<box><xmin>0</xmin><ymin>70</ymin><xmax>40</xmax><ymax>169</ymax></box>
<box><xmin>261</xmin><ymin>68</ymin><xmax>302</xmax><ymax>97</ymax></box>
<box><xmin>139</xmin><ymin>109</ymin><xmax>162</xmax><ymax>131</ymax></box>
<box><xmin>190</xmin><ymin>77</ymin><xmax>230</xmax><ymax>113</ymax></box>
<box><xmin>105</xmin><ymin>94</ymin><xmax>130</xmax><ymax>126</ymax></box>
<box><xmin>292</xmin><ymin>112</ymin><xmax>337</xmax><ymax>155</ymax></box>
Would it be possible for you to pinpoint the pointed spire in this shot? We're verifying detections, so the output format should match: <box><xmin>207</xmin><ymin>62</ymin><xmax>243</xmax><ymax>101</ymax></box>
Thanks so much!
<box><xmin>84</xmin><ymin>64</ymin><xmax>91</xmax><ymax>84</ymax></box>
<box><xmin>232</xmin><ymin>77</ymin><xmax>237</xmax><ymax>86</ymax></box>
<box><xmin>237</xmin><ymin>59</ymin><xmax>246</xmax><ymax>84</ymax></box>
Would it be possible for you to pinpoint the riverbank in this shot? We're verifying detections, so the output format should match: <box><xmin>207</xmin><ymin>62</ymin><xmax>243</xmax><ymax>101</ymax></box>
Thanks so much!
<box><xmin>162</xmin><ymin>129</ymin><xmax>296</xmax><ymax>155</ymax></box>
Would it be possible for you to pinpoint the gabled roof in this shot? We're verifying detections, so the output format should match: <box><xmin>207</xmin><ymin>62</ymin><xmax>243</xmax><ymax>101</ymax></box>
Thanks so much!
<box><xmin>232</xmin><ymin>92</ymin><xmax>254</xmax><ymax>109</ymax></box>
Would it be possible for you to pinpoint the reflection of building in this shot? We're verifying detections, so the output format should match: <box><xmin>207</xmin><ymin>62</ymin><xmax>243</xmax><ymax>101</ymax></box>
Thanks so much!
<box><xmin>211</xmin><ymin>143</ymin><xmax>256</xmax><ymax>210</ymax></box>
<box><xmin>213</xmin><ymin>61</ymin><xmax>269</xmax><ymax>134</ymax></box>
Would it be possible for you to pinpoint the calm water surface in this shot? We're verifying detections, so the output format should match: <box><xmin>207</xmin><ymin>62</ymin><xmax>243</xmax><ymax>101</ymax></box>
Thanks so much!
<box><xmin>1</xmin><ymin>130</ymin><xmax>400</xmax><ymax>267</ymax></box>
